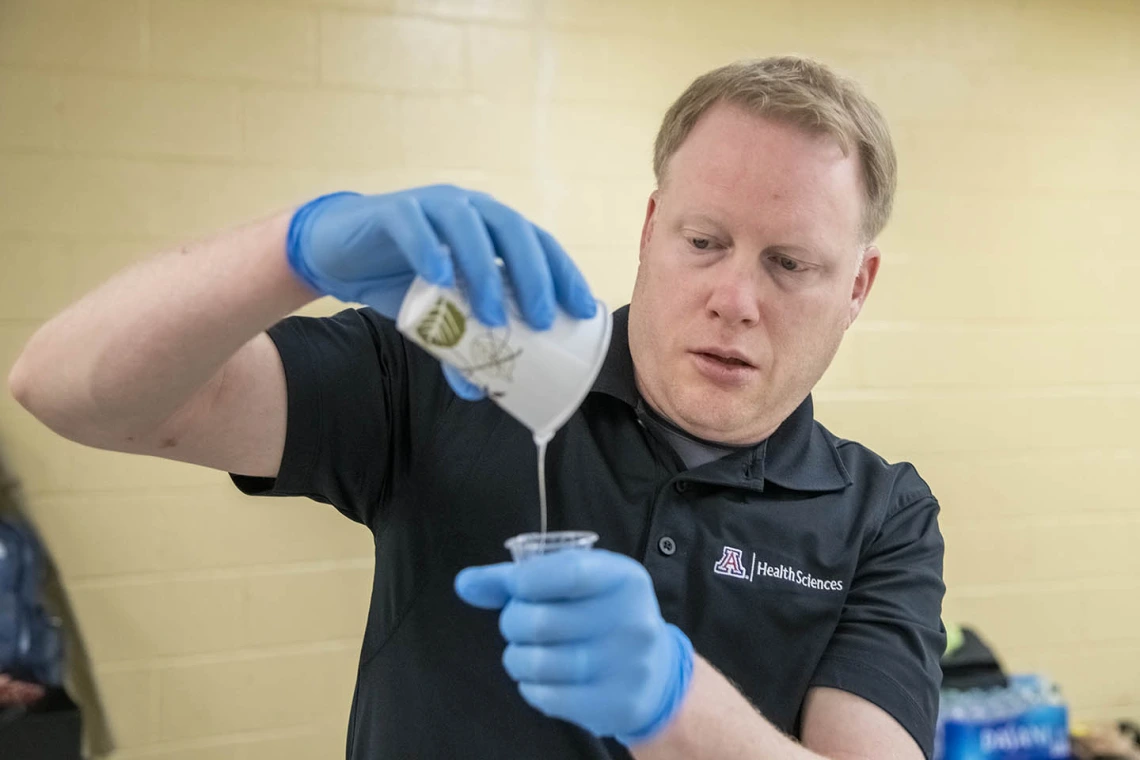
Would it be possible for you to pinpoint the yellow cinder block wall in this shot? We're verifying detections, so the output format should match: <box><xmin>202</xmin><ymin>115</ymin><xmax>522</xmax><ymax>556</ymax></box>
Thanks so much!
<box><xmin>1</xmin><ymin>0</ymin><xmax>1138</xmax><ymax>757</ymax></box>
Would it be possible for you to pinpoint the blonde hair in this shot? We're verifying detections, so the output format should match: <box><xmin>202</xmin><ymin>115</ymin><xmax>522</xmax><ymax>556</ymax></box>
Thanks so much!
<box><xmin>653</xmin><ymin>56</ymin><xmax>897</xmax><ymax>243</ymax></box>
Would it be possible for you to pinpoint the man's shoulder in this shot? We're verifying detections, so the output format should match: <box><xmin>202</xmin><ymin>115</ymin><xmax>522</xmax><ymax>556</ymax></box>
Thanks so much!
<box><xmin>328</xmin><ymin>304</ymin><xmax>400</xmax><ymax>337</ymax></box>
<box><xmin>816</xmin><ymin>422</ymin><xmax>936</xmax><ymax>510</ymax></box>
<box><xmin>268</xmin><ymin>304</ymin><xmax>453</xmax><ymax>412</ymax></box>
<box><xmin>275</xmin><ymin>305</ymin><xmax>424</xmax><ymax>364</ymax></box>
<box><xmin>272</xmin><ymin>304</ymin><xmax>395</xmax><ymax>341</ymax></box>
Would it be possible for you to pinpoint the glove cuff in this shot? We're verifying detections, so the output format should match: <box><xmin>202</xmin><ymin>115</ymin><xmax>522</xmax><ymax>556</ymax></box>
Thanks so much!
<box><xmin>617</xmin><ymin>623</ymin><xmax>695</xmax><ymax>747</ymax></box>
<box><xmin>284</xmin><ymin>191</ymin><xmax>361</xmax><ymax>294</ymax></box>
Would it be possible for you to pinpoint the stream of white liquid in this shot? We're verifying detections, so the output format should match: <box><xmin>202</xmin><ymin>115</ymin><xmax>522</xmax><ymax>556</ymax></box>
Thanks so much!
<box><xmin>534</xmin><ymin>432</ymin><xmax>551</xmax><ymax>545</ymax></box>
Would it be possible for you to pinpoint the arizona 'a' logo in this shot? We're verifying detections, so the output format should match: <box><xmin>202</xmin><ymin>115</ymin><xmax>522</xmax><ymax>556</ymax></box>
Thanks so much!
<box><xmin>713</xmin><ymin>546</ymin><xmax>749</xmax><ymax>579</ymax></box>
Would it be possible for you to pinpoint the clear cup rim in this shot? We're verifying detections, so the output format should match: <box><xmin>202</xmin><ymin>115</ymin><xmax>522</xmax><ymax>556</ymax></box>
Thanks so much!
<box><xmin>504</xmin><ymin>530</ymin><xmax>599</xmax><ymax>554</ymax></box>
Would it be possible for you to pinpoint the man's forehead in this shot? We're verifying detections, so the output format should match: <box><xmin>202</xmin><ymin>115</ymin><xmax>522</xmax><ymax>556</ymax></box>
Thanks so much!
<box><xmin>663</xmin><ymin>138</ymin><xmax>864</xmax><ymax>245</ymax></box>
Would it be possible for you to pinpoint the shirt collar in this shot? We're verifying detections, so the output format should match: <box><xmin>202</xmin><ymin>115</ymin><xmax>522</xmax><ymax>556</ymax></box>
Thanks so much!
<box><xmin>590</xmin><ymin>305</ymin><xmax>851</xmax><ymax>494</ymax></box>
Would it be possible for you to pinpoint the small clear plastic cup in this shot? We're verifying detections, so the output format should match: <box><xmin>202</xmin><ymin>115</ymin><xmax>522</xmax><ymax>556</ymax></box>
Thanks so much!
<box><xmin>504</xmin><ymin>531</ymin><xmax>599</xmax><ymax>563</ymax></box>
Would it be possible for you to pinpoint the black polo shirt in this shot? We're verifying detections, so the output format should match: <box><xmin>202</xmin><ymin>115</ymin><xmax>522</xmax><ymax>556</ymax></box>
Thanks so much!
<box><xmin>232</xmin><ymin>305</ymin><xmax>946</xmax><ymax>759</ymax></box>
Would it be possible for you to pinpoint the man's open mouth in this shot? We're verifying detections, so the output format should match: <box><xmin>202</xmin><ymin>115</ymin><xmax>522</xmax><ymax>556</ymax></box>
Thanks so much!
<box><xmin>698</xmin><ymin>352</ymin><xmax>752</xmax><ymax>367</ymax></box>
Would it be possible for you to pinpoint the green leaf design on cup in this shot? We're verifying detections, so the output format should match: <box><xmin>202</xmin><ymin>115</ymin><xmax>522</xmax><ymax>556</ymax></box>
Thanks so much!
<box><xmin>416</xmin><ymin>297</ymin><xmax>466</xmax><ymax>348</ymax></box>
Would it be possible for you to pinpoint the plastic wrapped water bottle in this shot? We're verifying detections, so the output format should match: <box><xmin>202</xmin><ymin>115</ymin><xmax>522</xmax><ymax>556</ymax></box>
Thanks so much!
<box><xmin>936</xmin><ymin>675</ymin><xmax>1070</xmax><ymax>760</ymax></box>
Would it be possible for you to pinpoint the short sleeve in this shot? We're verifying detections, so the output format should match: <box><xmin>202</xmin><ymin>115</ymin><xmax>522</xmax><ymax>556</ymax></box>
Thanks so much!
<box><xmin>808</xmin><ymin>488</ymin><xmax>947</xmax><ymax>759</ymax></box>
<box><xmin>230</xmin><ymin>307</ymin><xmax>449</xmax><ymax>529</ymax></box>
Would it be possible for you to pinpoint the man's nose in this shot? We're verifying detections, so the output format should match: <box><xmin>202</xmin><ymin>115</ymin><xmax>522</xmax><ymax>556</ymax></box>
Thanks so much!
<box><xmin>705</xmin><ymin>259</ymin><xmax>763</xmax><ymax>326</ymax></box>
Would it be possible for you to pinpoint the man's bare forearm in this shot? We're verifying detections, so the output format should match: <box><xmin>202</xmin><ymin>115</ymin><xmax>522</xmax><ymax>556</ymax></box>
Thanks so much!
<box><xmin>8</xmin><ymin>211</ymin><xmax>313</xmax><ymax>446</ymax></box>
<box><xmin>632</xmin><ymin>655</ymin><xmax>924</xmax><ymax>760</ymax></box>
<box><xmin>631</xmin><ymin>656</ymin><xmax>826</xmax><ymax>760</ymax></box>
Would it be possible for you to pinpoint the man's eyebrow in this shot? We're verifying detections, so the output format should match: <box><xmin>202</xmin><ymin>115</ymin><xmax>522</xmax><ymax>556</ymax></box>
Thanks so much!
<box><xmin>764</xmin><ymin>244</ymin><xmax>816</xmax><ymax>257</ymax></box>
<box><xmin>680</xmin><ymin>213</ymin><xmax>726</xmax><ymax>229</ymax></box>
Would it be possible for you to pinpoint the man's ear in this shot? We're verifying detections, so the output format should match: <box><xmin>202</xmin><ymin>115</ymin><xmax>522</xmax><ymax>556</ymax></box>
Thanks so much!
<box><xmin>639</xmin><ymin>191</ymin><xmax>659</xmax><ymax>262</ymax></box>
<box><xmin>847</xmin><ymin>245</ymin><xmax>880</xmax><ymax>327</ymax></box>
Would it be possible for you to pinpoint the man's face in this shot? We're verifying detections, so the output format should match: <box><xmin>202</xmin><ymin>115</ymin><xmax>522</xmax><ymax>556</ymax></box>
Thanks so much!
<box><xmin>628</xmin><ymin>102</ymin><xmax>880</xmax><ymax>444</ymax></box>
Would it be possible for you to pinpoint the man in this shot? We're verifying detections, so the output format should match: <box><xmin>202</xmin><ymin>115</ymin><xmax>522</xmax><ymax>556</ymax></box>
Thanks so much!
<box><xmin>9</xmin><ymin>56</ymin><xmax>945</xmax><ymax>759</ymax></box>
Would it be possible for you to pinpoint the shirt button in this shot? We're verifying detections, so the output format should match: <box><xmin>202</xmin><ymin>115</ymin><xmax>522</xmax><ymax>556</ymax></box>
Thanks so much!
<box><xmin>658</xmin><ymin>536</ymin><xmax>677</xmax><ymax>556</ymax></box>
<box><xmin>674</xmin><ymin>481</ymin><xmax>688</xmax><ymax>493</ymax></box>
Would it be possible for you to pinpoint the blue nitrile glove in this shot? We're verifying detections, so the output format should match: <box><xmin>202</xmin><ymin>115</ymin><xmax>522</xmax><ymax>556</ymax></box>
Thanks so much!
<box><xmin>455</xmin><ymin>549</ymin><xmax>695</xmax><ymax>746</ymax></box>
<box><xmin>285</xmin><ymin>186</ymin><xmax>598</xmax><ymax>400</ymax></box>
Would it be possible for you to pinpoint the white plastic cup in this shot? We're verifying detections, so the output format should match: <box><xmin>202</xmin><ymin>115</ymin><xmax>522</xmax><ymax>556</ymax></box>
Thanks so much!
<box><xmin>504</xmin><ymin>531</ymin><xmax>599</xmax><ymax>563</ymax></box>
<box><xmin>396</xmin><ymin>276</ymin><xmax>612</xmax><ymax>442</ymax></box>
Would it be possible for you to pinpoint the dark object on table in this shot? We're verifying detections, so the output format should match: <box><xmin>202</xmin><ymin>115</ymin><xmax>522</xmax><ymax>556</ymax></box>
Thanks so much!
<box><xmin>0</xmin><ymin>687</ymin><xmax>82</xmax><ymax>759</ymax></box>
<box><xmin>941</xmin><ymin>626</ymin><xmax>1008</xmax><ymax>690</ymax></box>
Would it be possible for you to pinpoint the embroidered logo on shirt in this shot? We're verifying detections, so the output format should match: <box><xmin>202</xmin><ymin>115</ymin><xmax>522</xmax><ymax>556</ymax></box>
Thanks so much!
<box><xmin>713</xmin><ymin>546</ymin><xmax>844</xmax><ymax>592</ymax></box>
<box><xmin>713</xmin><ymin>546</ymin><xmax>750</xmax><ymax>578</ymax></box>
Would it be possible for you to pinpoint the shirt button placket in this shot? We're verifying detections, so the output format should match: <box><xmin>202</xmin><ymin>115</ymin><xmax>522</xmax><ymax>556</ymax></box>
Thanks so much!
<box><xmin>657</xmin><ymin>480</ymin><xmax>686</xmax><ymax>557</ymax></box>
<box><xmin>645</xmin><ymin>478</ymin><xmax>687</xmax><ymax>620</ymax></box>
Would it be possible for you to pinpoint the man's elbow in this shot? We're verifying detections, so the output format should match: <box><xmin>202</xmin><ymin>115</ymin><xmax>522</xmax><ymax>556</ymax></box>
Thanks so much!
<box><xmin>8</xmin><ymin>351</ymin><xmax>38</xmax><ymax>415</ymax></box>
<box><xmin>8</xmin><ymin>350</ymin><xmax>95</xmax><ymax>446</ymax></box>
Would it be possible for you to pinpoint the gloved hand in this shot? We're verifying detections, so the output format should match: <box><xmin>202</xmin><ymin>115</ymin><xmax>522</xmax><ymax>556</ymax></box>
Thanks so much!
<box><xmin>455</xmin><ymin>549</ymin><xmax>695</xmax><ymax>746</ymax></box>
<box><xmin>285</xmin><ymin>186</ymin><xmax>598</xmax><ymax>399</ymax></box>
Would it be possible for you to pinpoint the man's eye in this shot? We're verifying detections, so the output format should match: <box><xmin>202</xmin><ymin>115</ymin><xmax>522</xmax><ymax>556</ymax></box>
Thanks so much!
<box><xmin>689</xmin><ymin>237</ymin><xmax>712</xmax><ymax>250</ymax></box>
<box><xmin>775</xmin><ymin>255</ymin><xmax>800</xmax><ymax>271</ymax></box>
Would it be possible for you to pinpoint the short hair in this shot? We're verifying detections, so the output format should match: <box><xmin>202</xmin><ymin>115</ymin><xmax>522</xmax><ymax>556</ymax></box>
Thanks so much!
<box><xmin>653</xmin><ymin>56</ymin><xmax>897</xmax><ymax>242</ymax></box>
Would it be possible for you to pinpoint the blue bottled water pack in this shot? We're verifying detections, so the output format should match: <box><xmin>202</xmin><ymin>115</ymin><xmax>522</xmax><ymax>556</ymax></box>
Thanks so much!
<box><xmin>935</xmin><ymin>675</ymin><xmax>1071</xmax><ymax>760</ymax></box>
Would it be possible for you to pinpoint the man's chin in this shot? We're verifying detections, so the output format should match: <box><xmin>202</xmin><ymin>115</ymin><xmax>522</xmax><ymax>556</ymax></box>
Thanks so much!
<box><xmin>672</xmin><ymin>400</ymin><xmax>755</xmax><ymax>444</ymax></box>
